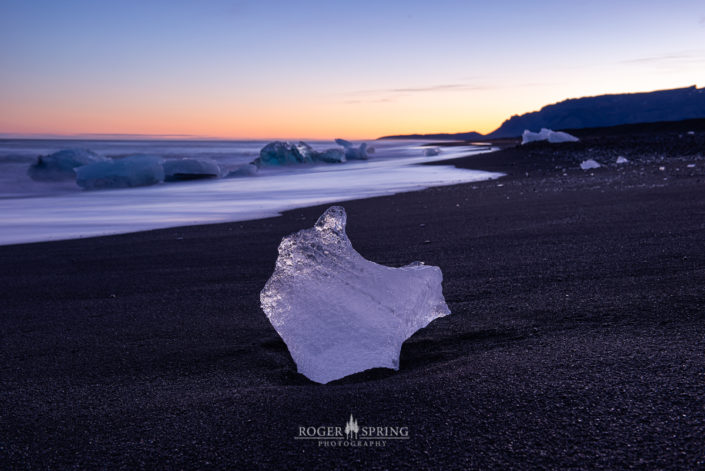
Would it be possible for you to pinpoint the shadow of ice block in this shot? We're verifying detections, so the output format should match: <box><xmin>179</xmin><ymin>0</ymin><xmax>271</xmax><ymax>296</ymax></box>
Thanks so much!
<box><xmin>163</xmin><ymin>158</ymin><xmax>220</xmax><ymax>181</ymax></box>
<box><xmin>260</xmin><ymin>206</ymin><xmax>450</xmax><ymax>384</ymax></box>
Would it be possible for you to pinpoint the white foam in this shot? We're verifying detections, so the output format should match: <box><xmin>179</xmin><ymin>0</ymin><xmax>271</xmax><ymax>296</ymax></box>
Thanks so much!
<box><xmin>0</xmin><ymin>142</ymin><xmax>502</xmax><ymax>245</ymax></box>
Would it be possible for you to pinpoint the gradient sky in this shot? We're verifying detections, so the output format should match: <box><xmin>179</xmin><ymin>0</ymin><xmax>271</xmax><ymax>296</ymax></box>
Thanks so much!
<box><xmin>1</xmin><ymin>0</ymin><xmax>703</xmax><ymax>139</ymax></box>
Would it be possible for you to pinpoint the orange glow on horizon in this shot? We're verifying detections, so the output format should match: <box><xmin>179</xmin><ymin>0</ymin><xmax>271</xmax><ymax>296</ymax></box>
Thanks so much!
<box><xmin>0</xmin><ymin>102</ymin><xmax>506</xmax><ymax>140</ymax></box>
<box><xmin>1</xmin><ymin>79</ymin><xmax>700</xmax><ymax>141</ymax></box>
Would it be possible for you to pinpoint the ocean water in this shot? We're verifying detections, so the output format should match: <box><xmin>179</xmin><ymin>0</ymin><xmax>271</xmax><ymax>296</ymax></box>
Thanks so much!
<box><xmin>0</xmin><ymin>139</ymin><xmax>502</xmax><ymax>245</ymax></box>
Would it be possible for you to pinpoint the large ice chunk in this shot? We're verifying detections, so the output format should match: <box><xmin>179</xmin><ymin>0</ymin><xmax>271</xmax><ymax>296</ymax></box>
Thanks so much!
<box><xmin>28</xmin><ymin>149</ymin><xmax>108</xmax><ymax>181</ymax></box>
<box><xmin>522</xmin><ymin>128</ymin><xmax>579</xmax><ymax>145</ymax></box>
<box><xmin>75</xmin><ymin>154</ymin><xmax>164</xmax><ymax>189</ymax></box>
<box><xmin>260</xmin><ymin>206</ymin><xmax>450</xmax><ymax>384</ymax></box>
<box><xmin>163</xmin><ymin>158</ymin><xmax>220</xmax><ymax>181</ymax></box>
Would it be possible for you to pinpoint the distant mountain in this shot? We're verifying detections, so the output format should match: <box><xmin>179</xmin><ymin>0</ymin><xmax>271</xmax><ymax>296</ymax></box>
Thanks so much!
<box><xmin>378</xmin><ymin>131</ymin><xmax>484</xmax><ymax>141</ymax></box>
<box><xmin>378</xmin><ymin>85</ymin><xmax>705</xmax><ymax>140</ymax></box>
<box><xmin>487</xmin><ymin>85</ymin><xmax>705</xmax><ymax>138</ymax></box>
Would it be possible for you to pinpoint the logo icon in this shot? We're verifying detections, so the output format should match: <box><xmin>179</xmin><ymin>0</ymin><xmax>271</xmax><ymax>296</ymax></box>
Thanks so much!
<box><xmin>344</xmin><ymin>414</ymin><xmax>359</xmax><ymax>439</ymax></box>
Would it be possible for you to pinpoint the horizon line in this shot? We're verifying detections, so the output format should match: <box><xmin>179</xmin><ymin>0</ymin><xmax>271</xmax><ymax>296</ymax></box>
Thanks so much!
<box><xmin>0</xmin><ymin>132</ymin><xmax>380</xmax><ymax>142</ymax></box>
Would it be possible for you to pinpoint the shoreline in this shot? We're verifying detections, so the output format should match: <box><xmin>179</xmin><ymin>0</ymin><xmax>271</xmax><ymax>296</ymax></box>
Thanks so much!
<box><xmin>0</xmin><ymin>145</ymin><xmax>501</xmax><ymax>247</ymax></box>
<box><xmin>1</xmin><ymin>123</ymin><xmax>704</xmax><ymax>469</ymax></box>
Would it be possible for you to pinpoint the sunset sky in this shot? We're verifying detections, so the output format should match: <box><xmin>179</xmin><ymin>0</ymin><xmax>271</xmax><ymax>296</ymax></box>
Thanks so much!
<box><xmin>1</xmin><ymin>0</ymin><xmax>703</xmax><ymax>139</ymax></box>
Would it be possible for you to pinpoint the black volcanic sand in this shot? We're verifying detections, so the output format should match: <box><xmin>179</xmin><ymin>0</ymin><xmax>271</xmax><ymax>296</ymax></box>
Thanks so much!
<box><xmin>1</xmin><ymin>126</ymin><xmax>705</xmax><ymax>470</ymax></box>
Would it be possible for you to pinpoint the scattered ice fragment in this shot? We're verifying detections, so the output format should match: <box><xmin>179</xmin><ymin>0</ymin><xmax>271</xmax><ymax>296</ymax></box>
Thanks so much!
<box><xmin>75</xmin><ymin>154</ymin><xmax>164</xmax><ymax>189</ymax></box>
<box><xmin>163</xmin><ymin>158</ymin><xmax>220</xmax><ymax>181</ymax></box>
<box><xmin>423</xmin><ymin>147</ymin><xmax>441</xmax><ymax>156</ymax></box>
<box><xmin>334</xmin><ymin>138</ymin><xmax>354</xmax><ymax>148</ymax></box>
<box><xmin>334</xmin><ymin>138</ymin><xmax>369</xmax><ymax>160</ymax></box>
<box><xmin>547</xmin><ymin>130</ymin><xmax>580</xmax><ymax>143</ymax></box>
<box><xmin>687</xmin><ymin>163</ymin><xmax>696</xmax><ymax>168</ymax></box>
<box><xmin>522</xmin><ymin>128</ymin><xmax>579</xmax><ymax>145</ymax></box>
<box><xmin>687</xmin><ymin>131</ymin><xmax>695</xmax><ymax>135</ymax></box>
<box><xmin>580</xmin><ymin>159</ymin><xmax>601</xmax><ymax>170</ymax></box>
<box><xmin>522</xmin><ymin>128</ymin><xmax>549</xmax><ymax>144</ymax></box>
<box><xmin>659</xmin><ymin>166</ymin><xmax>666</xmax><ymax>171</ymax></box>
<box><xmin>316</xmin><ymin>148</ymin><xmax>346</xmax><ymax>163</ymax></box>
<box><xmin>28</xmin><ymin>149</ymin><xmax>108</xmax><ymax>181</ymax></box>
<box><xmin>260</xmin><ymin>206</ymin><xmax>450</xmax><ymax>384</ymax></box>
<box><xmin>344</xmin><ymin>142</ymin><xmax>369</xmax><ymax>160</ymax></box>
<box><xmin>616</xmin><ymin>156</ymin><xmax>629</xmax><ymax>164</ymax></box>
<box><xmin>226</xmin><ymin>163</ymin><xmax>259</xmax><ymax>177</ymax></box>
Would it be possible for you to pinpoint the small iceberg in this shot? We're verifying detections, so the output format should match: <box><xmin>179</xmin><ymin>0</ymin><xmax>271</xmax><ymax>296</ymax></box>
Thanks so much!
<box><xmin>580</xmin><ymin>159</ymin><xmax>601</xmax><ymax>170</ymax></box>
<box><xmin>28</xmin><ymin>149</ymin><xmax>108</xmax><ymax>181</ymax></box>
<box><xmin>423</xmin><ymin>147</ymin><xmax>441</xmax><ymax>156</ymax></box>
<box><xmin>522</xmin><ymin>128</ymin><xmax>579</xmax><ymax>145</ymax></box>
<box><xmin>163</xmin><ymin>158</ymin><xmax>220</xmax><ymax>182</ymax></box>
<box><xmin>260</xmin><ymin>206</ymin><xmax>450</xmax><ymax>384</ymax></box>
<box><xmin>616</xmin><ymin>156</ymin><xmax>629</xmax><ymax>164</ymax></box>
<box><xmin>76</xmin><ymin>154</ymin><xmax>164</xmax><ymax>189</ymax></box>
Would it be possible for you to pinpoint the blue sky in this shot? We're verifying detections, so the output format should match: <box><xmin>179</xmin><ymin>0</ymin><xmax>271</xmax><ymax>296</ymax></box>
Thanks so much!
<box><xmin>1</xmin><ymin>0</ymin><xmax>703</xmax><ymax>138</ymax></box>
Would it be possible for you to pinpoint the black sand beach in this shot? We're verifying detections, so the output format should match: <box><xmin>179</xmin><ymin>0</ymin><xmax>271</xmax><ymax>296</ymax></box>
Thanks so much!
<box><xmin>1</xmin><ymin>123</ymin><xmax>704</xmax><ymax>469</ymax></box>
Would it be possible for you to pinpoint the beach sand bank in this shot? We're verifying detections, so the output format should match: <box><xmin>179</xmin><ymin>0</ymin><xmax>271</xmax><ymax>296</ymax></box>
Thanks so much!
<box><xmin>1</xmin><ymin>123</ymin><xmax>704</xmax><ymax>469</ymax></box>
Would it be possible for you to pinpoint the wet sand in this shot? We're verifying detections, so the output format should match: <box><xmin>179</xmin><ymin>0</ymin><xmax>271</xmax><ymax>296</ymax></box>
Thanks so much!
<box><xmin>1</xmin><ymin>123</ymin><xmax>704</xmax><ymax>469</ymax></box>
